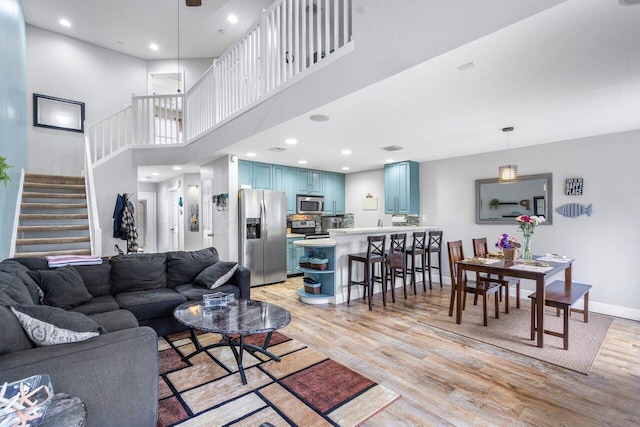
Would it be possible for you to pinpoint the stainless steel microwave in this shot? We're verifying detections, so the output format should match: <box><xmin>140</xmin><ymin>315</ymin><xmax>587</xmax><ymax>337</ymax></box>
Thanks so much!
<box><xmin>296</xmin><ymin>195</ymin><xmax>325</xmax><ymax>214</ymax></box>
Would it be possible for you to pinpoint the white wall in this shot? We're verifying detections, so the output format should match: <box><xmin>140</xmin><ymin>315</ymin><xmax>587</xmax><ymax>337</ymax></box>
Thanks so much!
<box><xmin>26</xmin><ymin>26</ymin><xmax>148</xmax><ymax>175</ymax></box>
<box><xmin>421</xmin><ymin>130</ymin><xmax>640</xmax><ymax>320</ymax></box>
<box><xmin>345</xmin><ymin>168</ymin><xmax>391</xmax><ymax>228</ymax></box>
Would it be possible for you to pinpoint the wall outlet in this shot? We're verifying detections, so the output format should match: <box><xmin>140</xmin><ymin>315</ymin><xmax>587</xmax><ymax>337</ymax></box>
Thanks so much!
<box><xmin>421</xmin><ymin>214</ymin><xmax>427</xmax><ymax>222</ymax></box>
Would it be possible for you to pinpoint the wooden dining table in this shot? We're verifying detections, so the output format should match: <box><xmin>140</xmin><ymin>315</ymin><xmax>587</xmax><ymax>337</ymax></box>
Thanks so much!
<box><xmin>455</xmin><ymin>256</ymin><xmax>574</xmax><ymax>348</ymax></box>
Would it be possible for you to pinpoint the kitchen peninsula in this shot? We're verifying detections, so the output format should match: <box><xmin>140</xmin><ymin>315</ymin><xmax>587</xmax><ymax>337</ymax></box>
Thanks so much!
<box><xmin>294</xmin><ymin>226</ymin><xmax>438</xmax><ymax>305</ymax></box>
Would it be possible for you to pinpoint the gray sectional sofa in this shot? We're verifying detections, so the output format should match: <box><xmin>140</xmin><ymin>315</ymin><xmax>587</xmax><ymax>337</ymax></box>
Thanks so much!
<box><xmin>0</xmin><ymin>247</ymin><xmax>250</xmax><ymax>427</ymax></box>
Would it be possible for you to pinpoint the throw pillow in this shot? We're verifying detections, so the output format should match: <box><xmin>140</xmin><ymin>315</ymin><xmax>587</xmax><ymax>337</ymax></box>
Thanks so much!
<box><xmin>0</xmin><ymin>271</ymin><xmax>34</xmax><ymax>306</ymax></box>
<box><xmin>195</xmin><ymin>262</ymin><xmax>238</xmax><ymax>290</ymax></box>
<box><xmin>11</xmin><ymin>305</ymin><xmax>106</xmax><ymax>347</ymax></box>
<box><xmin>166</xmin><ymin>247</ymin><xmax>220</xmax><ymax>288</ymax></box>
<box><xmin>0</xmin><ymin>260</ymin><xmax>43</xmax><ymax>304</ymax></box>
<box><xmin>27</xmin><ymin>266</ymin><xmax>93</xmax><ymax>310</ymax></box>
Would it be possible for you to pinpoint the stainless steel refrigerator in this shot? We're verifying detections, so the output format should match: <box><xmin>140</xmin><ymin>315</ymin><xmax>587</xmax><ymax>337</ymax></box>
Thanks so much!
<box><xmin>238</xmin><ymin>189</ymin><xmax>287</xmax><ymax>287</ymax></box>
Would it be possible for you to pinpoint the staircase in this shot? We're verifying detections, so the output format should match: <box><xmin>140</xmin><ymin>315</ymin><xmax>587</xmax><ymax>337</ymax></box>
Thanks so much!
<box><xmin>14</xmin><ymin>174</ymin><xmax>92</xmax><ymax>258</ymax></box>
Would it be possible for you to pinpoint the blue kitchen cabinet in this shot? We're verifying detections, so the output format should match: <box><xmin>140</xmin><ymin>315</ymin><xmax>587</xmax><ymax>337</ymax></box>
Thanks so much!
<box><xmin>273</xmin><ymin>165</ymin><xmax>297</xmax><ymax>214</ymax></box>
<box><xmin>286</xmin><ymin>236</ymin><xmax>305</xmax><ymax>275</ymax></box>
<box><xmin>297</xmin><ymin>168</ymin><xmax>323</xmax><ymax>195</ymax></box>
<box><xmin>238</xmin><ymin>160</ymin><xmax>272</xmax><ymax>190</ymax></box>
<box><xmin>384</xmin><ymin>161</ymin><xmax>420</xmax><ymax>214</ymax></box>
<box><xmin>322</xmin><ymin>172</ymin><xmax>345</xmax><ymax>215</ymax></box>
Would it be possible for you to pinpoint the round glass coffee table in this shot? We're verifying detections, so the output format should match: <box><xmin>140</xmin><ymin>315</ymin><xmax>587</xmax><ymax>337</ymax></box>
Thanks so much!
<box><xmin>173</xmin><ymin>299</ymin><xmax>291</xmax><ymax>384</ymax></box>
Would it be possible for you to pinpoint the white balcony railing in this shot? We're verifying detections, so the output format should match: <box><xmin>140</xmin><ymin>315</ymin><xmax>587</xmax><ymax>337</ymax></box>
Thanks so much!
<box><xmin>87</xmin><ymin>0</ymin><xmax>352</xmax><ymax>164</ymax></box>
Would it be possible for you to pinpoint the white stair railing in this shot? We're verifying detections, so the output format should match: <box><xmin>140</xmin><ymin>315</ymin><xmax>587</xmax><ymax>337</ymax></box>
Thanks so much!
<box><xmin>84</xmin><ymin>133</ymin><xmax>102</xmax><ymax>256</ymax></box>
<box><xmin>9</xmin><ymin>168</ymin><xmax>25</xmax><ymax>258</ymax></box>
<box><xmin>87</xmin><ymin>0</ymin><xmax>352</xmax><ymax>155</ymax></box>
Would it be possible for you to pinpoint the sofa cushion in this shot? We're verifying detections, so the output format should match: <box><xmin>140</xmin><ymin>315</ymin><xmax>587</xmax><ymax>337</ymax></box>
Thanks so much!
<box><xmin>27</xmin><ymin>266</ymin><xmax>93</xmax><ymax>310</ymax></box>
<box><xmin>175</xmin><ymin>283</ymin><xmax>241</xmax><ymax>301</ymax></box>
<box><xmin>11</xmin><ymin>305</ymin><xmax>106</xmax><ymax>347</ymax></box>
<box><xmin>110</xmin><ymin>253</ymin><xmax>167</xmax><ymax>293</ymax></box>
<box><xmin>88</xmin><ymin>309</ymin><xmax>139</xmax><ymax>332</ymax></box>
<box><xmin>0</xmin><ymin>260</ymin><xmax>42</xmax><ymax>304</ymax></box>
<box><xmin>166</xmin><ymin>247</ymin><xmax>219</xmax><ymax>288</ymax></box>
<box><xmin>0</xmin><ymin>305</ymin><xmax>34</xmax><ymax>355</ymax></box>
<box><xmin>195</xmin><ymin>262</ymin><xmax>238</xmax><ymax>290</ymax></box>
<box><xmin>69</xmin><ymin>295</ymin><xmax>120</xmax><ymax>316</ymax></box>
<box><xmin>73</xmin><ymin>262</ymin><xmax>112</xmax><ymax>297</ymax></box>
<box><xmin>0</xmin><ymin>271</ymin><xmax>34</xmax><ymax>306</ymax></box>
<box><xmin>115</xmin><ymin>289</ymin><xmax>186</xmax><ymax>321</ymax></box>
<box><xmin>9</xmin><ymin>257</ymin><xmax>49</xmax><ymax>271</ymax></box>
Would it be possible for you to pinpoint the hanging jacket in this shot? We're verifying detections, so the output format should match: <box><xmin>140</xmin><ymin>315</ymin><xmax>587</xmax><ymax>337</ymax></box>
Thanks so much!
<box><xmin>113</xmin><ymin>194</ymin><xmax>125</xmax><ymax>238</ymax></box>
<box><xmin>122</xmin><ymin>194</ymin><xmax>138</xmax><ymax>253</ymax></box>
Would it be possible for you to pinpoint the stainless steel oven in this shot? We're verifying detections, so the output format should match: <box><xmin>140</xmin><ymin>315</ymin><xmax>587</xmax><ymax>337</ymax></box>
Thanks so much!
<box><xmin>296</xmin><ymin>195</ymin><xmax>324</xmax><ymax>214</ymax></box>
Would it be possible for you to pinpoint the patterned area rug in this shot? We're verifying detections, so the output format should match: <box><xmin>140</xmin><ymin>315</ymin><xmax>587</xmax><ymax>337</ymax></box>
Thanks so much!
<box><xmin>157</xmin><ymin>331</ymin><xmax>399</xmax><ymax>426</ymax></box>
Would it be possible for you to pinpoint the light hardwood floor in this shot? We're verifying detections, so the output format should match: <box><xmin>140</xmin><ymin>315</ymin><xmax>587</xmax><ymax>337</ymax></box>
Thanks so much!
<box><xmin>252</xmin><ymin>277</ymin><xmax>640</xmax><ymax>426</ymax></box>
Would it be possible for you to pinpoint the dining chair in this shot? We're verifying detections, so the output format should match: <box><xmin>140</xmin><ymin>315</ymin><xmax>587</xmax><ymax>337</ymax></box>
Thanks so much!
<box><xmin>405</xmin><ymin>231</ymin><xmax>426</xmax><ymax>294</ymax></box>
<box><xmin>385</xmin><ymin>233</ymin><xmax>408</xmax><ymax>302</ymax></box>
<box><xmin>426</xmin><ymin>231</ymin><xmax>443</xmax><ymax>288</ymax></box>
<box><xmin>447</xmin><ymin>240</ymin><xmax>501</xmax><ymax>326</ymax></box>
<box><xmin>472</xmin><ymin>237</ymin><xmax>521</xmax><ymax>313</ymax></box>
<box><xmin>347</xmin><ymin>235</ymin><xmax>386</xmax><ymax>310</ymax></box>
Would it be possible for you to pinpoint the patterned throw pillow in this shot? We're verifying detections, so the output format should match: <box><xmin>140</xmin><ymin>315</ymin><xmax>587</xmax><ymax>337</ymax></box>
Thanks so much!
<box><xmin>195</xmin><ymin>262</ymin><xmax>238</xmax><ymax>290</ymax></box>
<box><xmin>11</xmin><ymin>305</ymin><xmax>106</xmax><ymax>346</ymax></box>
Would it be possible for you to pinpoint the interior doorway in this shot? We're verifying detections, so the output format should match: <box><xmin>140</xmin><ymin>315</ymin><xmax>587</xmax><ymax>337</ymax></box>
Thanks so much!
<box><xmin>148</xmin><ymin>72</ymin><xmax>185</xmax><ymax>95</ymax></box>
<box><xmin>169</xmin><ymin>187</ymin><xmax>182</xmax><ymax>251</ymax></box>
<box><xmin>137</xmin><ymin>192</ymin><xmax>157</xmax><ymax>253</ymax></box>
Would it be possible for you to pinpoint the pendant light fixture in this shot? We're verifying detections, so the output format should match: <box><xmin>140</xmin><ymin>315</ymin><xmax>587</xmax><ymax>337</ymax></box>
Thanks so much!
<box><xmin>498</xmin><ymin>126</ymin><xmax>518</xmax><ymax>183</ymax></box>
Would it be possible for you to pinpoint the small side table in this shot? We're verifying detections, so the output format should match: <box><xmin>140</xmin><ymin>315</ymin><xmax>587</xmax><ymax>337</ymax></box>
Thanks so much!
<box><xmin>40</xmin><ymin>393</ymin><xmax>87</xmax><ymax>427</ymax></box>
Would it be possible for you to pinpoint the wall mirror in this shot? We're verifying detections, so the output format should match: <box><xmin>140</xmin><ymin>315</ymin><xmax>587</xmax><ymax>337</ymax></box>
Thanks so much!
<box><xmin>475</xmin><ymin>173</ymin><xmax>553</xmax><ymax>225</ymax></box>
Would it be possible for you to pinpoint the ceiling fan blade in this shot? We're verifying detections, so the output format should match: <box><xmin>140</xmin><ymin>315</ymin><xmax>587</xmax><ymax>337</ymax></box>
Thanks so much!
<box><xmin>186</xmin><ymin>0</ymin><xmax>201</xmax><ymax>6</ymax></box>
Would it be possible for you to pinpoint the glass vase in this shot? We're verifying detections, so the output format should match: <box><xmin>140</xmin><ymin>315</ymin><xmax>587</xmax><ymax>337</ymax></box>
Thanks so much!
<box><xmin>523</xmin><ymin>235</ymin><xmax>533</xmax><ymax>262</ymax></box>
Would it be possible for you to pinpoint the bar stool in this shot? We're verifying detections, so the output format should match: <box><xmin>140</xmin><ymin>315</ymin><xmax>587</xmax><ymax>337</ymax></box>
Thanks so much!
<box><xmin>426</xmin><ymin>231</ymin><xmax>443</xmax><ymax>288</ymax></box>
<box><xmin>405</xmin><ymin>231</ymin><xmax>426</xmax><ymax>294</ymax></box>
<box><xmin>347</xmin><ymin>235</ymin><xmax>386</xmax><ymax>310</ymax></box>
<box><xmin>384</xmin><ymin>233</ymin><xmax>407</xmax><ymax>302</ymax></box>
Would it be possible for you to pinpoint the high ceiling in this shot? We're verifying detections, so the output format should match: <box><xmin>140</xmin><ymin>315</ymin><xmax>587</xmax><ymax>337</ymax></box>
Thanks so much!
<box><xmin>23</xmin><ymin>0</ymin><xmax>640</xmax><ymax>181</ymax></box>
<box><xmin>22</xmin><ymin>0</ymin><xmax>272</xmax><ymax>59</ymax></box>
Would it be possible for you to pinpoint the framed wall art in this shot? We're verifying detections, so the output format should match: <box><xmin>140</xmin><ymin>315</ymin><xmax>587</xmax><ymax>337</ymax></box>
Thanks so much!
<box><xmin>565</xmin><ymin>178</ymin><xmax>584</xmax><ymax>195</ymax></box>
<box><xmin>33</xmin><ymin>93</ymin><xmax>85</xmax><ymax>133</ymax></box>
<box><xmin>534</xmin><ymin>196</ymin><xmax>546</xmax><ymax>216</ymax></box>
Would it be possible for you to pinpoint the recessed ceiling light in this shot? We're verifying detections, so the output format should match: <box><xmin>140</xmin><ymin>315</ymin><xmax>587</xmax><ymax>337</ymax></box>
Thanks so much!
<box><xmin>342</xmin><ymin>166</ymin><xmax>350</xmax><ymax>171</ymax></box>
<box><xmin>385</xmin><ymin>159</ymin><xmax>395</xmax><ymax>164</ymax></box>
<box><xmin>59</xmin><ymin>18</ymin><xmax>71</xmax><ymax>27</ymax></box>
<box><xmin>151</xmin><ymin>172</ymin><xmax>159</xmax><ymax>176</ymax></box>
<box><xmin>298</xmin><ymin>160</ymin><xmax>307</xmax><ymax>165</ymax></box>
<box><xmin>149</xmin><ymin>43</ymin><xmax>159</xmax><ymax>51</ymax></box>
<box><xmin>620</xmin><ymin>0</ymin><xmax>640</xmax><ymax>5</ymax></box>
<box><xmin>341</xmin><ymin>149</ymin><xmax>352</xmax><ymax>155</ymax></box>
<box><xmin>309</xmin><ymin>114</ymin><xmax>330</xmax><ymax>122</ymax></box>
<box><xmin>228</xmin><ymin>14</ymin><xmax>238</xmax><ymax>24</ymax></box>
<box><xmin>285</xmin><ymin>138</ymin><xmax>298</xmax><ymax>145</ymax></box>
<box><xmin>172</xmin><ymin>166</ymin><xmax>182</xmax><ymax>170</ymax></box>
<box><xmin>246</xmin><ymin>152</ymin><xmax>256</xmax><ymax>157</ymax></box>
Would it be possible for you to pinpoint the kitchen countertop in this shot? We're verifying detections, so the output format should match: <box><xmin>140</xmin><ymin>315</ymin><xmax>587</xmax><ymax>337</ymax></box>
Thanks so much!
<box><xmin>287</xmin><ymin>233</ymin><xmax>306</xmax><ymax>239</ymax></box>
<box><xmin>328</xmin><ymin>225</ymin><xmax>437</xmax><ymax>236</ymax></box>
<box><xmin>293</xmin><ymin>238</ymin><xmax>335</xmax><ymax>247</ymax></box>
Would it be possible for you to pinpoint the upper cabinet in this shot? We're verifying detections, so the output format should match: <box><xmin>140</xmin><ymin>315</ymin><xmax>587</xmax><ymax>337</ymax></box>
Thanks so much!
<box><xmin>297</xmin><ymin>168</ymin><xmax>323</xmax><ymax>195</ymax></box>
<box><xmin>384</xmin><ymin>161</ymin><xmax>420</xmax><ymax>214</ymax></box>
<box><xmin>322</xmin><ymin>172</ymin><xmax>345</xmax><ymax>215</ymax></box>
<box><xmin>238</xmin><ymin>160</ymin><xmax>272</xmax><ymax>189</ymax></box>
<box><xmin>272</xmin><ymin>165</ymin><xmax>297</xmax><ymax>214</ymax></box>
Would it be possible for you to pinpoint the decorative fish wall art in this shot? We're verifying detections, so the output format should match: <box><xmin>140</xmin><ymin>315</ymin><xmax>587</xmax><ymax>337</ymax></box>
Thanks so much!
<box><xmin>556</xmin><ymin>203</ymin><xmax>592</xmax><ymax>218</ymax></box>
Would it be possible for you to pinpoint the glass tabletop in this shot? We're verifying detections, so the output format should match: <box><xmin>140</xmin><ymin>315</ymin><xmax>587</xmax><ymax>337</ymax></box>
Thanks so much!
<box><xmin>173</xmin><ymin>299</ymin><xmax>291</xmax><ymax>336</ymax></box>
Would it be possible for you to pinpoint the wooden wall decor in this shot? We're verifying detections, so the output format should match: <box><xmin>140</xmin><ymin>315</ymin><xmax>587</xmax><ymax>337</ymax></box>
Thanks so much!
<box><xmin>565</xmin><ymin>178</ymin><xmax>584</xmax><ymax>195</ymax></box>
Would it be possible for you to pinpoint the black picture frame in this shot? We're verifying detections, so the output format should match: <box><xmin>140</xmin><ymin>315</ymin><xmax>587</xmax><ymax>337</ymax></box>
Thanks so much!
<box><xmin>33</xmin><ymin>93</ymin><xmax>85</xmax><ymax>133</ymax></box>
<box><xmin>534</xmin><ymin>196</ymin><xmax>546</xmax><ymax>216</ymax></box>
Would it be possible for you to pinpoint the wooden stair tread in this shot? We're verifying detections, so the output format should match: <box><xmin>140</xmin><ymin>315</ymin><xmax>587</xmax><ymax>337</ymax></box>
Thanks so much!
<box><xmin>20</xmin><ymin>213</ymin><xmax>88</xmax><ymax>220</ymax></box>
<box><xmin>13</xmin><ymin>249</ymin><xmax>92</xmax><ymax>258</ymax></box>
<box><xmin>25</xmin><ymin>174</ymin><xmax>84</xmax><ymax>184</ymax></box>
<box><xmin>23</xmin><ymin>182</ymin><xmax>86</xmax><ymax>190</ymax></box>
<box><xmin>21</xmin><ymin>202</ymin><xmax>88</xmax><ymax>209</ymax></box>
<box><xmin>18</xmin><ymin>225</ymin><xmax>90</xmax><ymax>232</ymax></box>
<box><xmin>22</xmin><ymin>192</ymin><xmax>87</xmax><ymax>199</ymax></box>
<box><xmin>16</xmin><ymin>236</ymin><xmax>91</xmax><ymax>245</ymax></box>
